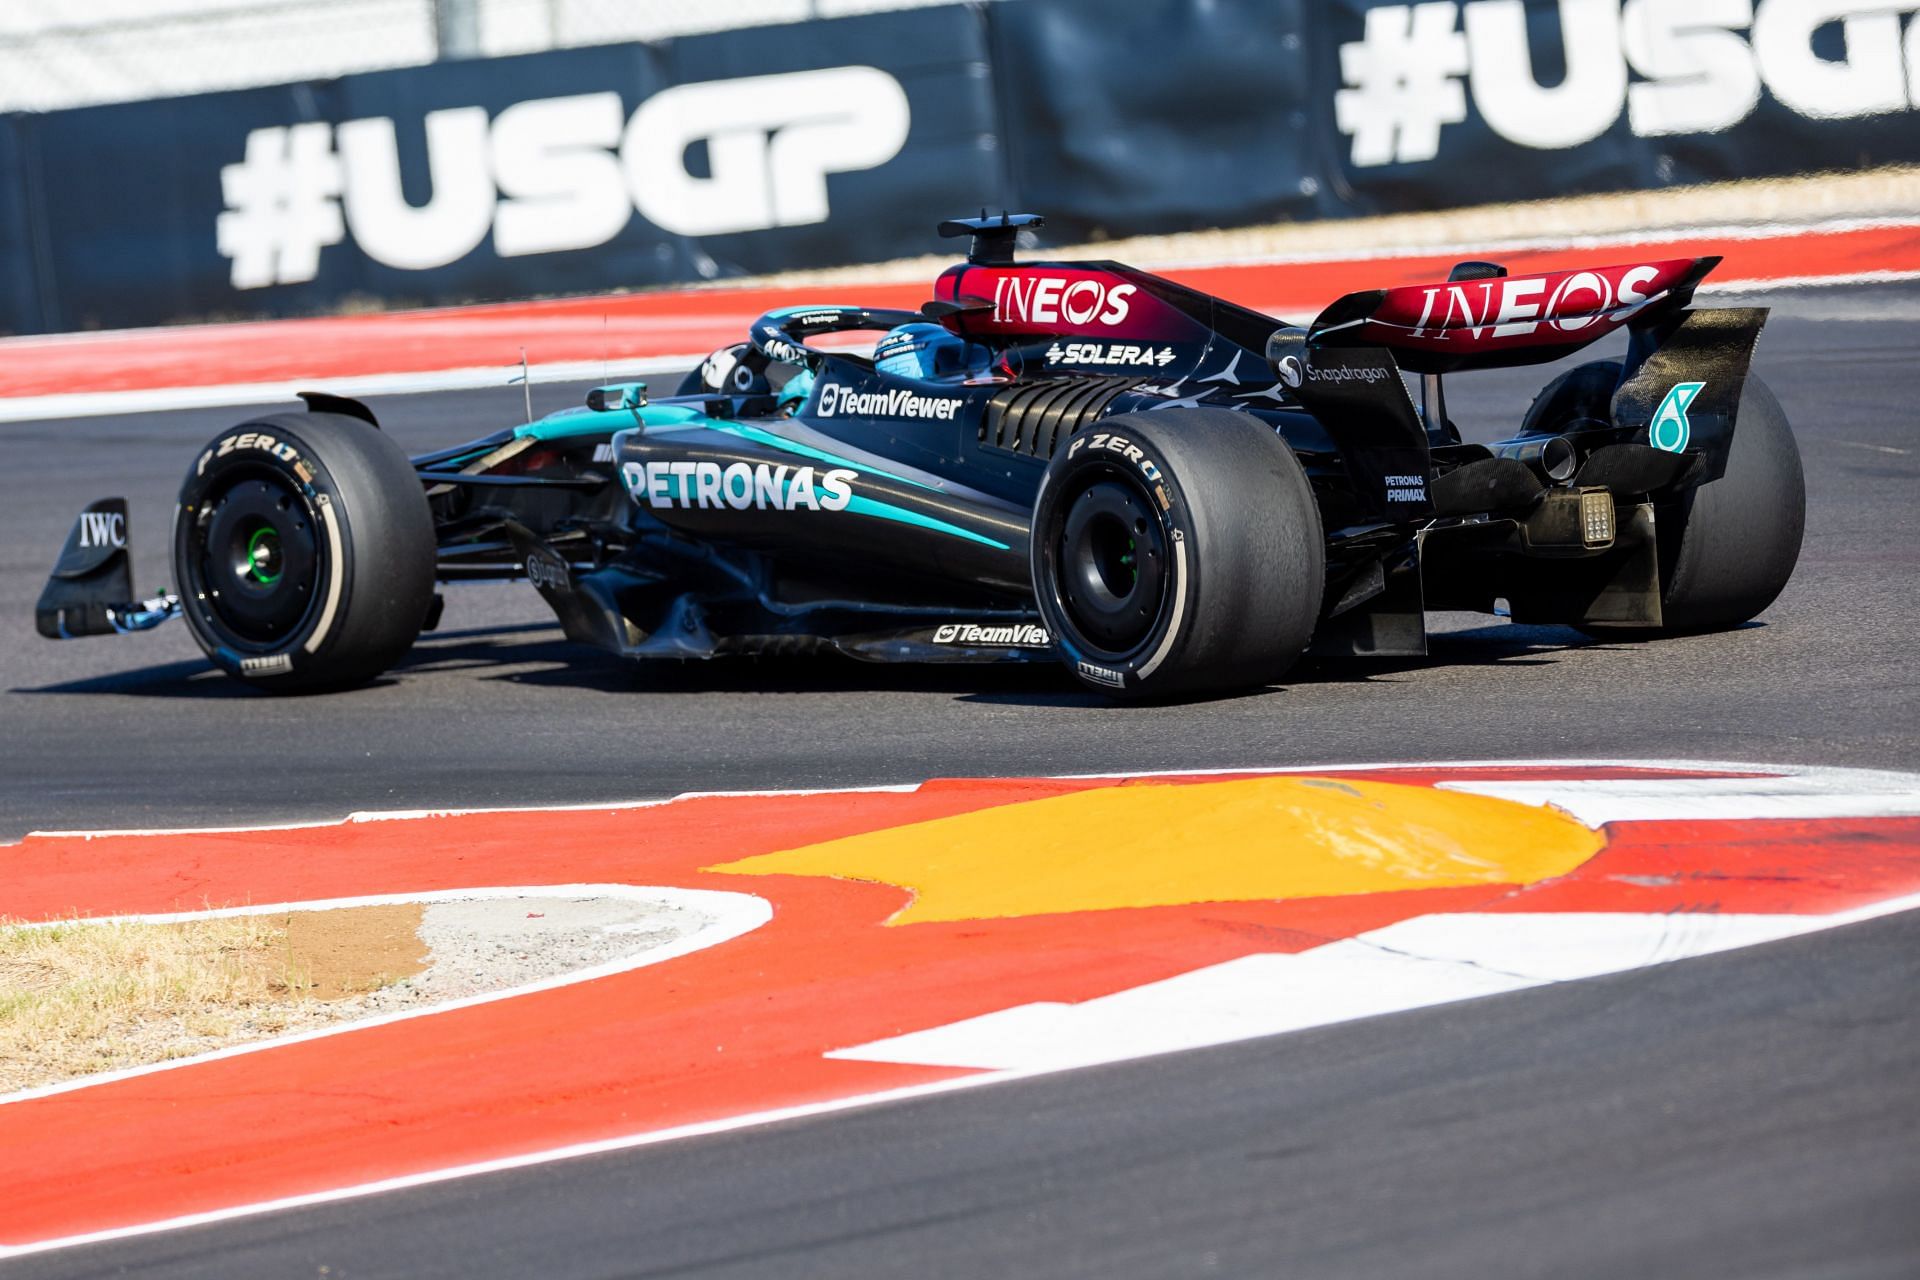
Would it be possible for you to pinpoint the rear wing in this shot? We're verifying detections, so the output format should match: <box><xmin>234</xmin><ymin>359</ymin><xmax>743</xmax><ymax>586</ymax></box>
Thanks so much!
<box><xmin>1308</xmin><ymin>258</ymin><xmax>1719</xmax><ymax>375</ymax></box>
<box><xmin>1278</xmin><ymin>255</ymin><xmax>1764</xmax><ymax>518</ymax></box>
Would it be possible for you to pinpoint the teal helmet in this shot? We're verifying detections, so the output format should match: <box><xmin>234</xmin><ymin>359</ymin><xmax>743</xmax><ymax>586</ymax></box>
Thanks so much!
<box><xmin>874</xmin><ymin>322</ymin><xmax>982</xmax><ymax>381</ymax></box>
<box><xmin>776</xmin><ymin>365</ymin><xmax>815</xmax><ymax>414</ymax></box>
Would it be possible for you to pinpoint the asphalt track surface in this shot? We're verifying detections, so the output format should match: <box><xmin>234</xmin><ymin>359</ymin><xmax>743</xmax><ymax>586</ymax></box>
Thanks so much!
<box><xmin>2</xmin><ymin>281</ymin><xmax>1918</xmax><ymax>1276</ymax></box>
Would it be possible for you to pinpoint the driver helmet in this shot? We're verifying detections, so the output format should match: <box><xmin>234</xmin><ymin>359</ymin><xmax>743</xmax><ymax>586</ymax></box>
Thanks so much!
<box><xmin>696</xmin><ymin>343</ymin><xmax>773</xmax><ymax>395</ymax></box>
<box><xmin>874</xmin><ymin>322</ymin><xmax>981</xmax><ymax>381</ymax></box>
<box><xmin>775</xmin><ymin>365</ymin><xmax>815</xmax><ymax>415</ymax></box>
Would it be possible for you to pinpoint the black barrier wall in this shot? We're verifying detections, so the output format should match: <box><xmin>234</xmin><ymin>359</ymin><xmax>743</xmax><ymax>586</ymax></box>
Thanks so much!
<box><xmin>993</xmin><ymin>0</ymin><xmax>1920</xmax><ymax>238</ymax></box>
<box><xmin>4</xmin><ymin>0</ymin><xmax>1918</xmax><ymax>334</ymax></box>
<box><xmin>1</xmin><ymin>8</ymin><xmax>1005</xmax><ymax>333</ymax></box>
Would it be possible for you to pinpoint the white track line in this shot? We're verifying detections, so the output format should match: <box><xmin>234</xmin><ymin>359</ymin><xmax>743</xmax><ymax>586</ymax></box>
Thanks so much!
<box><xmin>832</xmin><ymin>892</ymin><xmax>1920</xmax><ymax>1072</ymax></box>
<box><xmin>21</xmin><ymin>783</ymin><xmax>923</xmax><ymax>840</ymax></box>
<box><xmin>0</xmin><ymin>355</ymin><xmax>705</xmax><ymax>425</ymax></box>
<box><xmin>1439</xmin><ymin>773</ymin><xmax>1920</xmax><ymax>824</ymax></box>
<box><xmin>0</xmin><ymin>1068</ymin><xmax>1041</xmax><ymax>1262</ymax></box>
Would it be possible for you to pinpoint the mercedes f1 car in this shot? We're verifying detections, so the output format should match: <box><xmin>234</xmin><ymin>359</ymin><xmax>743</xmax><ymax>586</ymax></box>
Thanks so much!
<box><xmin>37</xmin><ymin>213</ymin><xmax>1804</xmax><ymax>700</ymax></box>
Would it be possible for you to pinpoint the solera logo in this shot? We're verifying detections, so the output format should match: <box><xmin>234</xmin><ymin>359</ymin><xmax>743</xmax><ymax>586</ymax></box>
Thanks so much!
<box><xmin>218</xmin><ymin>67</ymin><xmax>911</xmax><ymax>287</ymax></box>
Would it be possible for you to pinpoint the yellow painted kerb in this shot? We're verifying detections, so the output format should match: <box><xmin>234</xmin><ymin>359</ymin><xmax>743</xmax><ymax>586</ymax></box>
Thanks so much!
<box><xmin>709</xmin><ymin>776</ymin><xmax>1603</xmax><ymax>924</ymax></box>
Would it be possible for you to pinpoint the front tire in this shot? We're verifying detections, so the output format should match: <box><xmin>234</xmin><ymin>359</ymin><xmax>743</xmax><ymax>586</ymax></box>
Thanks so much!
<box><xmin>1031</xmin><ymin>408</ymin><xmax>1324</xmax><ymax>700</ymax></box>
<box><xmin>173</xmin><ymin>412</ymin><xmax>435</xmax><ymax>691</ymax></box>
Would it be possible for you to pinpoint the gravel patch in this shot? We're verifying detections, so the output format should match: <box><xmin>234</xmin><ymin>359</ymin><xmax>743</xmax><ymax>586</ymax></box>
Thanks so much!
<box><xmin>348</xmin><ymin>893</ymin><xmax>714</xmax><ymax>1013</ymax></box>
<box><xmin>0</xmin><ymin>893</ymin><xmax>717</xmax><ymax>1095</ymax></box>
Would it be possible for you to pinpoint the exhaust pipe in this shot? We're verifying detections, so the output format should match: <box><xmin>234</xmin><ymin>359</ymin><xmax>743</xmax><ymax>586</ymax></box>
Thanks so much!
<box><xmin>1491</xmin><ymin>435</ymin><xmax>1578</xmax><ymax>483</ymax></box>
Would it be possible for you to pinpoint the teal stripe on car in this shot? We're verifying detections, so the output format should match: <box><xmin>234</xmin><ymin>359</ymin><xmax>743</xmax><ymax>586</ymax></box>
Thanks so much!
<box><xmin>843</xmin><ymin>496</ymin><xmax>1009</xmax><ymax>550</ymax></box>
<box><xmin>712</xmin><ymin>422</ymin><xmax>941</xmax><ymax>493</ymax></box>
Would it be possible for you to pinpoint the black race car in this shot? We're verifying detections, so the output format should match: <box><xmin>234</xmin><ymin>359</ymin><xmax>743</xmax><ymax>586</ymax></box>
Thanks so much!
<box><xmin>38</xmin><ymin>213</ymin><xmax>1803</xmax><ymax>700</ymax></box>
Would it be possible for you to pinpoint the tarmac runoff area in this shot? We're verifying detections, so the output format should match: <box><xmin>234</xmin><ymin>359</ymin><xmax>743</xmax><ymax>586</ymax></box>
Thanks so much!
<box><xmin>3</xmin><ymin>763</ymin><xmax>1919</xmax><ymax>1260</ymax></box>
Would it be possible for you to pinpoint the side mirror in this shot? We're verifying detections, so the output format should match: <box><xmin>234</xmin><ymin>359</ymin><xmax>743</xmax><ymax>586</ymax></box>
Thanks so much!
<box><xmin>586</xmin><ymin>382</ymin><xmax>647</xmax><ymax>413</ymax></box>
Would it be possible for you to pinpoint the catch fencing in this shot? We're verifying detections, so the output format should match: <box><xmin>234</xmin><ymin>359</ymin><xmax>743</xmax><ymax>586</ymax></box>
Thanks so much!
<box><xmin>2</xmin><ymin>0</ymin><xmax>1917</xmax><ymax>334</ymax></box>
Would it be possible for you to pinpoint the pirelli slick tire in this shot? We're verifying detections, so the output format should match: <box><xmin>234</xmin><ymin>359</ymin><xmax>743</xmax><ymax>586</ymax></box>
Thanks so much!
<box><xmin>1528</xmin><ymin>362</ymin><xmax>1805</xmax><ymax>634</ymax></box>
<box><xmin>173</xmin><ymin>412</ymin><xmax>435</xmax><ymax>692</ymax></box>
<box><xmin>1643</xmin><ymin>373</ymin><xmax>1805</xmax><ymax>632</ymax></box>
<box><xmin>1031</xmin><ymin>408</ymin><xmax>1324</xmax><ymax>700</ymax></box>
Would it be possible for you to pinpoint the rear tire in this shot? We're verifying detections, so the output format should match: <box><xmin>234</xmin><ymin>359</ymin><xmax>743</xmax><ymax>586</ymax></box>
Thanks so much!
<box><xmin>1030</xmin><ymin>408</ymin><xmax>1324</xmax><ymax>700</ymax></box>
<box><xmin>173</xmin><ymin>412</ymin><xmax>435</xmax><ymax>691</ymax></box>
<box><xmin>1520</xmin><ymin>359</ymin><xmax>1621</xmax><ymax>438</ymax></box>
<box><xmin>1523</xmin><ymin>360</ymin><xmax>1805</xmax><ymax>633</ymax></box>
<box><xmin>1647</xmin><ymin>374</ymin><xmax>1804</xmax><ymax>631</ymax></box>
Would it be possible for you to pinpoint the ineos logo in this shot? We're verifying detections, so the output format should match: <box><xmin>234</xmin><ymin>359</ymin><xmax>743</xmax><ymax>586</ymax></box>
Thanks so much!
<box><xmin>992</xmin><ymin>275</ymin><xmax>1138</xmax><ymax>328</ymax></box>
<box><xmin>1407</xmin><ymin>264</ymin><xmax>1664</xmax><ymax>341</ymax></box>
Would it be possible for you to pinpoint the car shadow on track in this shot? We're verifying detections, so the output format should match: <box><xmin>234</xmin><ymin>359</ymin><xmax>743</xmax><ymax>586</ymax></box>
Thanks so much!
<box><xmin>11</xmin><ymin>620</ymin><xmax>1619</xmax><ymax>704</ymax></box>
<box><xmin>1301</xmin><ymin>621</ymin><xmax>1602</xmax><ymax>684</ymax></box>
<box><xmin>490</xmin><ymin>644</ymin><xmax>1101</xmax><ymax>703</ymax></box>
<box><xmin>8</xmin><ymin>623</ymin><xmax>564</xmax><ymax>699</ymax></box>
<box><xmin>9</xmin><ymin>658</ymin><xmax>257</xmax><ymax>699</ymax></box>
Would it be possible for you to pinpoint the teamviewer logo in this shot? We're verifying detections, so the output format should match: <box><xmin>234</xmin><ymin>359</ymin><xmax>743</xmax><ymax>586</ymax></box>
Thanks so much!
<box><xmin>215</xmin><ymin>67</ymin><xmax>911</xmax><ymax>289</ymax></box>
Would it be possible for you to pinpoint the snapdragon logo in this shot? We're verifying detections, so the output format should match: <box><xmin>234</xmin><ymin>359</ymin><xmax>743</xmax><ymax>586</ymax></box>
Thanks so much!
<box><xmin>217</xmin><ymin>67</ymin><xmax>910</xmax><ymax>288</ymax></box>
<box><xmin>1306</xmin><ymin>364</ymin><xmax>1393</xmax><ymax>384</ymax></box>
<box><xmin>1336</xmin><ymin>0</ymin><xmax>1920</xmax><ymax>167</ymax></box>
<box><xmin>524</xmin><ymin>552</ymin><xmax>570</xmax><ymax>592</ymax></box>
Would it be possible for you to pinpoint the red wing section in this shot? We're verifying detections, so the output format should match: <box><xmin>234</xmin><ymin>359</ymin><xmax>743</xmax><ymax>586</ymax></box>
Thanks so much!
<box><xmin>1311</xmin><ymin>257</ymin><xmax>1720</xmax><ymax>374</ymax></box>
<box><xmin>934</xmin><ymin>263</ymin><xmax>1215</xmax><ymax>345</ymax></box>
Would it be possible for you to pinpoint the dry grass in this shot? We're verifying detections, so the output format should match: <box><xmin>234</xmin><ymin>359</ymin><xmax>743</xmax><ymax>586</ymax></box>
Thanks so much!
<box><xmin>0</xmin><ymin>907</ymin><xmax>424</xmax><ymax>1094</ymax></box>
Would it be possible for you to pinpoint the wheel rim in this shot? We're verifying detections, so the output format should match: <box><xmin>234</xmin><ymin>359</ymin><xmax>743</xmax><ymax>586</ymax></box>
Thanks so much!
<box><xmin>186</xmin><ymin>474</ymin><xmax>321</xmax><ymax>648</ymax></box>
<box><xmin>1048</xmin><ymin>469</ymin><xmax>1169</xmax><ymax>657</ymax></box>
